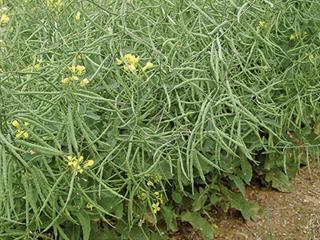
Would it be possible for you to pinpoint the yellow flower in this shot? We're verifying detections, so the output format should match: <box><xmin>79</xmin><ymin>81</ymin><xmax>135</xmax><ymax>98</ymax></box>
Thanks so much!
<box><xmin>86</xmin><ymin>202</ymin><xmax>94</xmax><ymax>210</ymax></box>
<box><xmin>78</xmin><ymin>155</ymin><xmax>84</xmax><ymax>163</ymax></box>
<box><xmin>12</xmin><ymin>120</ymin><xmax>20</xmax><ymax>129</ymax></box>
<box><xmin>61</xmin><ymin>77</ymin><xmax>70</xmax><ymax>85</ymax></box>
<box><xmin>68</xmin><ymin>158</ymin><xmax>83</xmax><ymax>174</ymax></box>
<box><xmin>68</xmin><ymin>65</ymin><xmax>86</xmax><ymax>76</ymax></box>
<box><xmin>259</xmin><ymin>20</ymin><xmax>268</xmax><ymax>29</ymax></box>
<box><xmin>67</xmin><ymin>155</ymin><xmax>93</xmax><ymax>174</ymax></box>
<box><xmin>47</xmin><ymin>0</ymin><xmax>62</xmax><ymax>9</ymax></box>
<box><xmin>124</xmin><ymin>64</ymin><xmax>136</xmax><ymax>72</ymax></box>
<box><xmin>0</xmin><ymin>14</ymin><xmax>10</xmax><ymax>26</ymax></box>
<box><xmin>290</xmin><ymin>32</ymin><xmax>297</xmax><ymax>41</ymax></box>
<box><xmin>153</xmin><ymin>191</ymin><xmax>159</xmax><ymax>197</ymax></box>
<box><xmin>140</xmin><ymin>192</ymin><xmax>147</xmax><ymax>201</ymax></box>
<box><xmin>61</xmin><ymin>76</ymin><xmax>79</xmax><ymax>85</ymax></box>
<box><xmin>83</xmin><ymin>159</ymin><xmax>94</xmax><ymax>168</ymax></box>
<box><xmin>79</xmin><ymin>78</ymin><xmax>89</xmax><ymax>87</ymax></box>
<box><xmin>75</xmin><ymin>11</ymin><xmax>81</xmax><ymax>21</ymax></box>
<box><xmin>16</xmin><ymin>129</ymin><xmax>29</xmax><ymax>139</ymax></box>
<box><xmin>152</xmin><ymin>202</ymin><xmax>161</xmax><ymax>213</ymax></box>
<box><xmin>124</xmin><ymin>53</ymin><xmax>139</xmax><ymax>67</ymax></box>
<box><xmin>116</xmin><ymin>58</ymin><xmax>123</xmax><ymax>65</ymax></box>
<box><xmin>147</xmin><ymin>180</ymin><xmax>154</xmax><ymax>187</ymax></box>
<box><xmin>70</xmin><ymin>75</ymin><xmax>79</xmax><ymax>81</ymax></box>
<box><xmin>142</xmin><ymin>62</ymin><xmax>154</xmax><ymax>72</ymax></box>
<box><xmin>33</xmin><ymin>63</ymin><xmax>41</xmax><ymax>71</ymax></box>
<box><xmin>23</xmin><ymin>131</ymin><xmax>29</xmax><ymax>139</ymax></box>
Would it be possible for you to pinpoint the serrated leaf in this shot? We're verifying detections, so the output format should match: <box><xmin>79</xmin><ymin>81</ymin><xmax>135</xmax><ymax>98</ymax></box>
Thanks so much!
<box><xmin>172</xmin><ymin>191</ymin><xmax>183</xmax><ymax>204</ymax></box>
<box><xmin>265</xmin><ymin>170</ymin><xmax>293</xmax><ymax>192</ymax></box>
<box><xmin>229</xmin><ymin>175</ymin><xmax>246</xmax><ymax>196</ymax></box>
<box><xmin>221</xmin><ymin>186</ymin><xmax>261</xmax><ymax>220</ymax></box>
<box><xmin>128</xmin><ymin>226</ymin><xmax>149</xmax><ymax>240</ymax></box>
<box><xmin>192</xmin><ymin>189</ymin><xmax>208</xmax><ymax>211</ymax></box>
<box><xmin>240</xmin><ymin>157</ymin><xmax>252</xmax><ymax>184</ymax></box>
<box><xmin>75</xmin><ymin>211</ymin><xmax>91</xmax><ymax>240</ymax></box>
<box><xmin>180</xmin><ymin>211</ymin><xmax>214</xmax><ymax>240</ymax></box>
<box><xmin>161</xmin><ymin>205</ymin><xmax>177</xmax><ymax>231</ymax></box>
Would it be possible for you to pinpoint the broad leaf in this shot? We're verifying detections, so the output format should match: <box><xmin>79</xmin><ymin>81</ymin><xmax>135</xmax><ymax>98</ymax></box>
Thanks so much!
<box><xmin>180</xmin><ymin>211</ymin><xmax>214</xmax><ymax>240</ymax></box>
<box><xmin>75</xmin><ymin>211</ymin><xmax>91</xmax><ymax>240</ymax></box>
<box><xmin>265</xmin><ymin>170</ymin><xmax>293</xmax><ymax>192</ymax></box>
<box><xmin>221</xmin><ymin>186</ymin><xmax>261</xmax><ymax>220</ymax></box>
<box><xmin>161</xmin><ymin>205</ymin><xmax>177</xmax><ymax>231</ymax></box>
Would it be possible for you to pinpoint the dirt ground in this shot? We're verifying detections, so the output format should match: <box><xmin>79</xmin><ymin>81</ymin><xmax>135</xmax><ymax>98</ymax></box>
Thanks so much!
<box><xmin>170</xmin><ymin>160</ymin><xmax>320</xmax><ymax>240</ymax></box>
<box><xmin>215</xmin><ymin>161</ymin><xmax>320</xmax><ymax>240</ymax></box>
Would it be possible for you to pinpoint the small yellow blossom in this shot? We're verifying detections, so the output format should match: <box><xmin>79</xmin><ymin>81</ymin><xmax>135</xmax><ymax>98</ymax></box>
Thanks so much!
<box><xmin>12</xmin><ymin>120</ymin><xmax>20</xmax><ymax>129</ymax></box>
<box><xmin>61</xmin><ymin>76</ymin><xmax>79</xmax><ymax>85</ymax></box>
<box><xmin>259</xmin><ymin>20</ymin><xmax>268</xmax><ymax>29</ymax></box>
<box><xmin>140</xmin><ymin>192</ymin><xmax>147</xmax><ymax>201</ymax></box>
<box><xmin>124</xmin><ymin>64</ymin><xmax>136</xmax><ymax>72</ymax></box>
<box><xmin>116</xmin><ymin>58</ymin><xmax>123</xmax><ymax>65</ymax></box>
<box><xmin>79</xmin><ymin>78</ymin><xmax>89</xmax><ymax>87</ymax></box>
<box><xmin>0</xmin><ymin>14</ymin><xmax>10</xmax><ymax>26</ymax></box>
<box><xmin>290</xmin><ymin>32</ymin><xmax>297</xmax><ymax>41</ymax></box>
<box><xmin>147</xmin><ymin>180</ymin><xmax>154</xmax><ymax>187</ymax></box>
<box><xmin>153</xmin><ymin>191</ymin><xmax>159</xmax><ymax>197</ymax></box>
<box><xmin>68</xmin><ymin>65</ymin><xmax>86</xmax><ymax>76</ymax></box>
<box><xmin>75</xmin><ymin>11</ymin><xmax>81</xmax><ymax>21</ymax></box>
<box><xmin>61</xmin><ymin>78</ymin><xmax>69</xmax><ymax>85</ymax></box>
<box><xmin>142</xmin><ymin>62</ymin><xmax>154</xmax><ymax>72</ymax></box>
<box><xmin>83</xmin><ymin>159</ymin><xmax>94</xmax><ymax>168</ymax></box>
<box><xmin>152</xmin><ymin>202</ymin><xmax>161</xmax><ymax>213</ymax></box>
<box><xmin>70</xmin><ymin>75</ymin><xmax>79</xmax><ymax>81</ymax></box>
<box><xmin>47</xmin><ymin>0</ymin><xmax>62</xmax><ymax>9</ymax></box>
<box><xmin>124</xmin><ymin>53</ymin><xmax>139</xmax><ymax>67</ymax></box>
<box><xmin>16</xmin><ymin>129</ymin><xmax>29</xmax><ymax>139</ymax></box>
<box><xmin>86</xmin><ymin>202</ymin><xmax>94</xmax><ymax>210</ymax></box>
<box><xmin>67</xmin><ymin>156</ymin><xmax>83</xmax><ymax>174</ymax></box>
<box><xmin>33</xmin><ymin>63</ymin><xmax>41</xmax><ymax>71</ymax></box>
<box><xmin>67</xmin><ymin>155</ymin><xmax>94</xmax><ymax>174</ymax></box>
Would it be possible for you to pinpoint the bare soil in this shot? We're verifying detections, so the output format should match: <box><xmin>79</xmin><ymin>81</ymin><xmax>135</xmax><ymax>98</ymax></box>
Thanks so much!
<box><xmin>171</xmin><ymin>161</ymin><xmax>320</xmax><ymax>240</ymax></box>
<box><xmin>215</xmin><ymin>162</ymin><xmax>320</xmax><ymax>240</ymax></box>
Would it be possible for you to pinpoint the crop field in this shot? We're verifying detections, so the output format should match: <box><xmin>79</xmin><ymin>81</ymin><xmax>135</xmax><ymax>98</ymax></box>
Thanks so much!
<box><xmin>1</xmin><ymin>0</ymin><xmax>320</xmax><ymax>239</ymax></box>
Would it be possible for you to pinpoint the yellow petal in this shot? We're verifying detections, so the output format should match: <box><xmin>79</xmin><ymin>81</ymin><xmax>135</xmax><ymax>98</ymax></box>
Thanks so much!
<box><xmin>61</xmin><ymin>77</ymin><xmax>70</xmax><ymax>85</ymax></box>
<box><xmin>79</xmin><ymin>78</ymin><xmax>90</xmax><ymax>87</ymax></box>
<box><xmin>23</xmin><ymin>132</ymin><xmax>29</xmax><ymax>139</ymax></box>
<box><xmin>0</xmin><ymin>14</ymin><xmax>10</xmax><ymax>26</ymax></box>
<box><xmin>290</xmin><ymin>32</ymin><xmax>297</xmax><ymax>41</ymax></box>
<box><xmin>142</xmin><ymin>62</ymin><xmax>154</xmax><ymax>71</ymax></box>
<box><xmin>116</xmin><ymin>58</ymin><xmax>123</xmax><ymax>65</ymax></box>
<box><xmin>12</xmin><ymin>120</ymin><xmax>20</xmax><ymax>129</ymax></box>
<box><xmin>75</xmin><ymin>65</ymin><xmax>86</xmax><ymax>75</ymax></box>
<box><xmin>83</xmin><ymin>159</ymin><xmax>95</xmax><ymax>168</ymax></box>
<box><xmin>75</xmin><ymin>11</ymin><xmax>81</xmax><ymax>21</ymax></box>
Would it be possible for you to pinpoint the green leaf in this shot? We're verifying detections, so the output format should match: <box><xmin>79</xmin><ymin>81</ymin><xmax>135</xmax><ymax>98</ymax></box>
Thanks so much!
<box><xmin>128</xmin><ymin>226</ymin><xmax>149</xmax><ymax>240</ymax></box>
<box><xmin>90</xmin><ymin>224</ymin><xmax>118</xmax><ymax>240</ymax></box>
<box><xmin>229</xmin><ymin>175</ymin><xmax>246</xmax><ymax>196</ymax></box>
<box><xmin>161</xmin><ymin>205</ymin><xmax>177</xmax><ymax>231</ymax></box>
<box><xmin>180</xmin><ymin>211</ymin><xmax>214</xmax><ymax>240</ymax></box>
<box><xmin>210</xmin><ymin>193</ymin><xmax>220</xmax><ymax>205</ymax></box>
<box><xmin>192</xmin><ymin>189</ymin><xmax>208</xmax><ymax>211</ymax></box>
<box><xmin>75</xmin><ymin>211</ymin><xmax>91</xmax><ymax>240</ymax></box>
<box><xmin>172</xmin><ymin>191</ymin><xmax>183</xmax><ymax>204</ymax></box>
<box><xmin>240</xmin><ymin>156</ymin><xmax>252</xmax><ymax>184</ymax></box>
<box><xmin>265</xmin><ymin>170</ymin><xmax>294</xmax><ymax>192</ymax></box>
<box><xmin>221</xmin><ymin>186</ymin><xmax>261</xmax><ymax>220</ymax></box>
